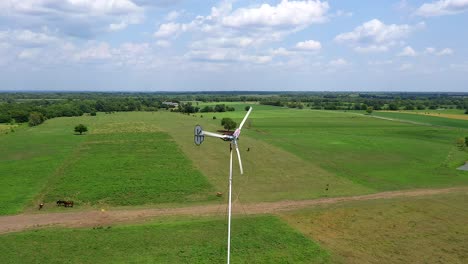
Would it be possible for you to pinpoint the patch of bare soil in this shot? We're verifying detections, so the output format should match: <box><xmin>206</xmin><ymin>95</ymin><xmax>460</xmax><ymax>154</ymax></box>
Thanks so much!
<box><xmin>1</xmin><ymin>187</ymin><xmax>466</xmax><ymax>234</ymax></box>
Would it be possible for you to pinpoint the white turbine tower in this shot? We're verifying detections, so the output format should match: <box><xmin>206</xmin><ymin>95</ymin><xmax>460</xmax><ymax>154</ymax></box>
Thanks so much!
<box><xmin>194</xmin><ymin>106</ymin><xmax>252</xmax><ymax>264</ymax></box>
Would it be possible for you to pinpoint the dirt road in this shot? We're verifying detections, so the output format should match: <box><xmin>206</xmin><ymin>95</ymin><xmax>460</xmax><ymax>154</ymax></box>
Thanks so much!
<box><xmin>1</xmin><ymin>187</ymin><xmax>466</xmax><ymax>234</ymax></box>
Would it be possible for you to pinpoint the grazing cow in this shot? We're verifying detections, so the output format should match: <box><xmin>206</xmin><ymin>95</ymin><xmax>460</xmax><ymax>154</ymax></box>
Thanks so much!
<box><xmin>56</xmin><ymin>200</ymin><xmax>66</xmax><ymax>206</ymax></box>
<box><xmin>216</xmin><ymin>192</ymin><xmax>223</xmax><ymax>197</ymax></box>
<box><xmin>38</xmin><ymin>203</ymin><xmax>44</xmax><ymax>210</ymax></box>
<box><xmin>63</xmin><ymin>201</ymin><xmax>74</xmax><ymax>208</ymax></box>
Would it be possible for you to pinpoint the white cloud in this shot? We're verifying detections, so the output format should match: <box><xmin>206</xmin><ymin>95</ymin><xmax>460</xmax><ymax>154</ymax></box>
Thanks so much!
<box><xmin>270</xmin><ymin>47</ymin><xmax>295</xmax><ymax>56</ymax></box>
<box><xmin>424</xmin><ymin>47</ymin><xmax>436</xmax><ymax>54</ymax></box>
<box><xmin>152</xmin><ymin>1</ymin><xmax>331</xmax><ymax>68</ymax></box>
<box><xmin>0</xmin><ymin>0</ymin><xmax>144</xmax><ymax>37</ymax></box>
<box><xmin>17</xmin><ymin>48</ymin><xmax>39</xmax><ymax>59</ymax></box>
<box><xmin>436</xmin><ymin>48</ymin><xmax>453</xmax><ymax>56</ymax></box>
<box><xmin>0</xmin><ymin>29</ymin><xmax>59</xmax><ymax>47</ymax></box>
<box><xmin>190</xmin><ymin>37</ymin><xmax>256</xmax><ymax>49</ymax></box>
<box><xmin>109</xmin><ymin>21</ymin><xmax>129</xmax><ymax>31</ymax></box>
<box><xmin>295</xmin><ymin>40</ymin><xmax>322</xmax><ymax>51</ymax></box>
<box><xmin>154</xmin><ymin>22</ymin><xmax>184</xmax><ymax>38</ymax></box>
<box><xmin>221</xmin><ymin>0</ymin><xmax>329</xmax><ymax>28</ymax></box>
<box><xmin>165</xmin><ymin>11</ymin><xmax>181</xmax><ymax>21</ymax></box>
<box><xmin>415</xmin><ymin>0</ymin><xmax>468</xmax><ymax>17</ymax></box>
<box><xmin>423</xmin><ymin>47</ymin><xmax>453</xmax><ymax>56</ymax></box>
<box><xmin>398</xmin><ymin>46</ymin><xmax>417</xmax><ymax>57</ymax></box>
<box><xmin>154</xmin><ymin>22</ymin><xmax>182</xmax><ymax>38</ymax></box>
<box><xmin>335</xmin><ymin>19</ymin><xmax>424</xmax><ymax>52</ymax></box>
<box><xmin>74</xmin><ymin>42</ymin><xmax>113</xmax><ymax>61</ymax></box>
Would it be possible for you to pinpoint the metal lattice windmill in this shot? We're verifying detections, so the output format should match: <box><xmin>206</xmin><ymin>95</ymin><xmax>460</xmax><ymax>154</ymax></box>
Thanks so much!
<box><xmin>194</xmin><ymin>107</ymin><xmax>252</xmax><ymax>264</ymax></box>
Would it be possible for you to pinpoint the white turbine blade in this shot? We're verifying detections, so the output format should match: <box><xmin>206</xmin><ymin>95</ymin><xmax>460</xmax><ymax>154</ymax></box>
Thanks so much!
<box><xmin>238</xmin><ymin>107</ymin><xmax>253</xmax><ymax>131</ymax></box>
<box><xmin>203</xmin><ymin>131</ymin><xmax>227</xmax><ymax>139</ymax></box>
<box><xmin>235</xmin><ymin>143</ymin><xmax>244</xmax><ymax>174</ymax></box>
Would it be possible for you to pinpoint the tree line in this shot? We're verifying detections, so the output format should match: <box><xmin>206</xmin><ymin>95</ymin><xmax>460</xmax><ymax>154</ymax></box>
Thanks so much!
<box><xmin>1</xmin><ymin>92</ymin><xmax>467</xmax><ymax>126</ymax></box>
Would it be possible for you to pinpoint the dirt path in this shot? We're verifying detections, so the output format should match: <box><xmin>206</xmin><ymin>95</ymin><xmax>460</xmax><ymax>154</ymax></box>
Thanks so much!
<box><xmin>1</xmin><ymin>187</ymin><xmax>466</xmax><ymax>234</ymax></box>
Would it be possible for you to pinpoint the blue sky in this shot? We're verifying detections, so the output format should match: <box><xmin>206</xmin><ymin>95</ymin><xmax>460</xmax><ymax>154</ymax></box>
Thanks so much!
<box><xmin>0</xmin><ymin>0</ymin><xmax>467</xmax><ymax>92</ymax></box>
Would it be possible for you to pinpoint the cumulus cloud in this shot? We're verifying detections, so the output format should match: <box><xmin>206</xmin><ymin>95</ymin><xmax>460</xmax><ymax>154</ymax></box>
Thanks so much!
<box><xmin>155</xmin><ymin>1</ymin><xmax>331</xmax><ymax>67</ymax></box>
<box><xmin>335</xmin><ymin>19</ymin><xmax>424</xmax><ymax>52</ymax></box>
<box><xmin>0</xmin><ymin>0</ymin><xmax>144</xmax><ymax>37</ymax></box>
<box><xmin>436</xmin><ymin>48</ymin><xmax>453</xmax><ymax>56</ymax></box>
<box><xmin>295</xmin><ymin>40</ymin><xmax>322</xmax><ymax>51</ymax></box>
<box><xmin>154</xmin><ymin>22</ymin><xmax>184</xmax><ymax>38</ymax></box>
<box><xmin>415</xmin><ymin>0</ymin><xmax>468</xmax><ymax>17</ymax></box>
<box><xmin>221</xmin><ymin>0</ymin><xmax>329</xmax><ymax>28</ymax></box>
<box><xmin>165</xmin><ymin>10</ymin><xmax>181</xmax><ymax>21</ymax></box>
<box><xmin>398</xmin><ymin>46</ymin><xmax>417</xmax><ymax>57</ymax></box>
<box><xmin>0</xmin><ymin>29</ymin><xmax>59</xmax><ymax>47</ymax></box>
<box><xmin>424</xmin><ymin>47</ymin><xmax>454</xmax><ymax>56</ymax></box>
<box><xmin>74</xmin><ymin>42</ymin><xmax>113</xmax><ymax>61</ymax></box>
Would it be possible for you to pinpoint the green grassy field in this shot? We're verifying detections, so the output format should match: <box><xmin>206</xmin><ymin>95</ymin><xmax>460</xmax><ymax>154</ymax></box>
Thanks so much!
<box><xmin>43</xmin><ymin>132</ymin><xmax>213</xmax><ymax>206</ymax></box>
<box><xmin>195</xmin><ymin>105</ymin><xmax>468</xmax><ymax>191</ymax></box>
<box><xmin>1</xmin><ymin>106</ymin><xmax>467</xmax><ymax>214</ymax></box>
<box><xmin>280</xmin><ymin>192</ymin><xmax>468</xmax><ymax>264</ymax></box>
<box><xmin>0</xmin><ymin>215</ymin><xmax>330</xmax><ymax>264</ymax></box>
<box><xmin>370</xmin><ymin>111</ymin><xmax>468</xmax><ymax>129</ymax></box>
<box><xmin>1</xmin><ymin>105</ymin><xmax>468</xmax><ymax>263</ymax></box>
<box><xmin>0</xmin><ymin>119</ymin><xmax>87</xmax><ymax>215</ymax></box>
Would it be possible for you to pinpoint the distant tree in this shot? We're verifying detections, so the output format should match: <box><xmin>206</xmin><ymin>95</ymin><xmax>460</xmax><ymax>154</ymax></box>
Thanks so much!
<box><xmin>465</xmin><ymin>137</ymin><xmax>468</xmax><ymax>147</ymax></box>
<box><xmin>388</xmin><ymin>104</ymin><xmax>398</xmax><ymax>111</ymax></box>
<box><xmin>74</xmin><ymin>124</ymin><xmax>88</xmax><ymax>135</ymax></box>
<box><xmin>361</xmin><ymin>104</ymin><xmax>368</xmax><ymax>111</ymax></box>
<box><xmin>200</xmin><ymin>106</ymin><xmax>214</xmax><ymax>113</ymax></box>
<box><xmin>366</xmin><ymin>106</ymin><xmax>374</xmax><ymax>115</ymax></box>
<box><xmin>245</xmin><ymin>106</ymin><xmax>250</xmax><ymax>111</ymax></box>
<box><xmin>214</xmin><ymin>104</ymin><xmax>226</xmax><ymax>112</ymax></box>
<box><xmin>465</xmin><ymin>109</ymin><xmax>468</xmax><ymax>114</ymax></box>
<box><xmin>405</xmin><ymin>105</ymin><xmax>415</xmax><ymax>110</ymax></box>
<box><xmin>213</xmin><ymin>116</ymin><xmax>216</xmax><ymax>120</ymax></box>
<box><xmin>10</xmin><ymin>110</ymin><xmax>29</xmax><ymax>123</ymax></box>
<box><xmin>0</xmin><ymin>113</ymin><xmax>11</xmax><ymax>123</ymax></box>
<box><xmin>28</xmin><ymin>112</ymin><xmax>45</xmax><ymax>127</ymax></box>
<box><xmin>221</xmin><ymin>118</ymin><xmax>237</xmax><ymax>131</ymax></box>
<box><xmin>90</xmin><ymin>111</ymin><xmax>97</xmax><ymax>116</ymax></box>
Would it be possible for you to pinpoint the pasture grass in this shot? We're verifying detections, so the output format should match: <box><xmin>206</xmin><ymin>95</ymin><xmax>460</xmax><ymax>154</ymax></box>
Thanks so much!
<box><xmin>2</xmin><ymin>106</ymin><xmax>467</xmax><ymax>214</ymax></box>
<box><xmin>371</xmin><ymin>111</ymin><xmax>468</xmax><ymax>129</ymax></box>
<box><xmin>0</xmin><ymin>215</ymin><xmax>330</xmax><ymax>264</ymax></box>
<box><xmin>193</xmin><ymin>105</ymin><xmax>468</xmax><ymax>191</ymax></box>
<box><xmin>42</xmin><ymin>132</ymin><xmax>214</xmax><ymax>206</ymax></box>
<box><xmin>280</xmin><ymin>192</ymin><xmax>468</xmax><ymax>264</ymax></box>
<box><xmin>0</xmin><ymin>118</ymin><xmax>87</xmax><ymax>215</ymax></box>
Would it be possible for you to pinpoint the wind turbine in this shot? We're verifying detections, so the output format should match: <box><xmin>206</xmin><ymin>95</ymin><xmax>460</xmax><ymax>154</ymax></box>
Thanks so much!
<box><xmin>194</xmin><ymin>106</ymin><xmax>252</xmax><ymax>264</ymax></box>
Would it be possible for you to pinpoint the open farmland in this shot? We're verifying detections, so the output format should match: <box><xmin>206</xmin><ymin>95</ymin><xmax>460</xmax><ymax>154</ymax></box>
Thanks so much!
<box><xmin>280</xmin><ymin>191</ymin><xmax>468</xmax><ymax>264</ymax></box>
<box><xmin>0</xmin><ymin>215</ymin><xmax>330</xmax><ymax>264</ymax></box>
<box><xmin>1</xmin><ymin>105</ymin><xmax>467</xmax><ymax>215</ymax></box>
<box><xmin>371</xmin><ymin>111</ymin><xmax>468</xmax><ymax>129</ymax></box>
<box><xmin>1</xmin><ymin>102</ymin><xmax>467</xmax><ymax>263</ymax></box>
<box><xmin>196</xmin><ymin>104</ymin><xmax>468</xmax><ymax>191</ymax></box>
